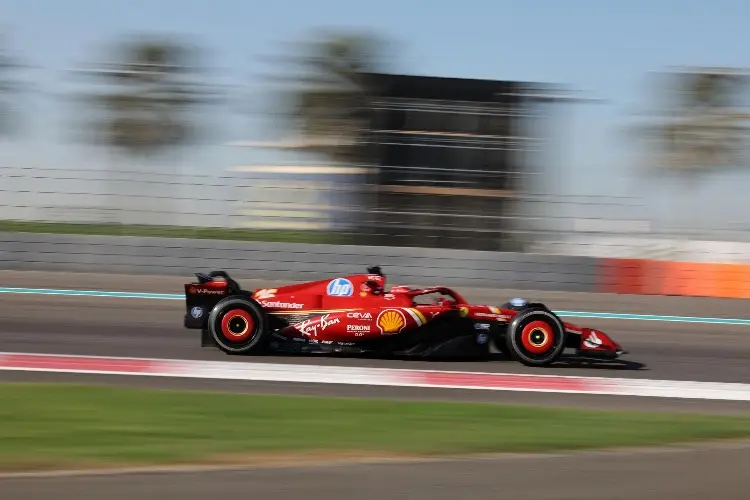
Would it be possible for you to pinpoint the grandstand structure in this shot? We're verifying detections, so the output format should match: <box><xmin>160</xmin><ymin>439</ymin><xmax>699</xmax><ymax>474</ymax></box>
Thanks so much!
<box><xmin>354</xmin><ymin>72</ymin><xmax>558</xmax><ymax>251</ymax></box>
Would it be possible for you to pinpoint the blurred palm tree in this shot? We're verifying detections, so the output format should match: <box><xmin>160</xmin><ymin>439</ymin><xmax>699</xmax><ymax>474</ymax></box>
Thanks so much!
<box><xmin>270</xmin><ymin>29</ymin><xmax>393</xmax><ymax>162</ymax></box>
<box><xmin>72</xmin><ymin>34</ymin><xmax>221</xmax><ymax>226</ymax></box>
<box><xmin>642</xmin><ymin>67</ymin><xmax>750</xmax><ymax>171</ymax></box>
<box><xmin>78</xmin><ymin>34</ymin><xmax>218</xmax><ymax>158</ymax></box>
<box><xmin>0</xmin><ymin>33</ymin><xmax>23</xmax><ymax>137</ymax></box>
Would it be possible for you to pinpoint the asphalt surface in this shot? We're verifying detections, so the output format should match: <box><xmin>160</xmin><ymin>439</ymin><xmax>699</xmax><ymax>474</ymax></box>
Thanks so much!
<box><xmin>1</xmin><ymin>270</ymin><xmax>750</xmax><ymax>414</ymax></box>
<box><xmin>2</xmin><ymin>270</ymin><xmax>750</xmax><ymax>499</ymax></box>
<box><xmin>3</xmin><ymin>443</ymin><xmax>750</xmax><ymax>500</ymax></box>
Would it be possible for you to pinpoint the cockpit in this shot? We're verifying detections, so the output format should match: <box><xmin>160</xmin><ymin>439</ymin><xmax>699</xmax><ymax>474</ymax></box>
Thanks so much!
<box><xmin>359</xmin><ymin>266</ymin><xmax>466</xmax><ymax>306</ymax></box>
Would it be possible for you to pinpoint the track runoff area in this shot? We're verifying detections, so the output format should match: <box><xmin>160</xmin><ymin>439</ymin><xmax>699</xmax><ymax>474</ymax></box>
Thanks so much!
<box><xmin>1</xmin><ymin>285</ymin><xmax>750</xmax><ymax>402</ymax></box>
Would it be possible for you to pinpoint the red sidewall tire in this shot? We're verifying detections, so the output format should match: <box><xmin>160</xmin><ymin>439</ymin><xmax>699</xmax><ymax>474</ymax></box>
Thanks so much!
<box><xmin>506</xmin><ymin>308</ymin><xmax>566</xmax><ymax>366</ymax></box>
<box><xmin>208</xmin><ymin>296</ymin><xmax>268</xmax><ymax>354</ymax></box>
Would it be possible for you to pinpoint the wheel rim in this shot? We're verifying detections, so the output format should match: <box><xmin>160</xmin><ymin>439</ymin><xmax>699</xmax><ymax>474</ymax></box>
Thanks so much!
<box><xmin>220</xmin><ymin>309</ymin><xmax>255</xmax><ymax>343</ymax></box>
<box><xmin>520</xmin><ymin>320</ymin><xmax>555</xmax><ymax>354</ymax></box>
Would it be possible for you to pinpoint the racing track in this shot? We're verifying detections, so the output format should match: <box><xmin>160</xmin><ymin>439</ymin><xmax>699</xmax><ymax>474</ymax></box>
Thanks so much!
<box><xmin>1</xmin><ymin>270</ymin><xmax>749</xmax><ymax>414</ymax></box>
<box><xmin>1</xmin><ymin>271</ymin><xmax>750</xmax><ymax>500</ymax></box>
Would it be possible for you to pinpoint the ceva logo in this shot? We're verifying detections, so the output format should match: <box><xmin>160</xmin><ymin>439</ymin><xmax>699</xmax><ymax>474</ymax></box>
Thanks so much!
<box><xmin>327</xmin><ymin>278</ymin><xmax>353</xmax><ymax>297</ymax></box>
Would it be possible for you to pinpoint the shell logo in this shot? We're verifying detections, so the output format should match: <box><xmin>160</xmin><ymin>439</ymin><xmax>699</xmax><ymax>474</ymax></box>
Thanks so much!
<box><xmin>377</xmin><ymin>309</ymin><xmax>406</xmax><ymax>335</ymax></box>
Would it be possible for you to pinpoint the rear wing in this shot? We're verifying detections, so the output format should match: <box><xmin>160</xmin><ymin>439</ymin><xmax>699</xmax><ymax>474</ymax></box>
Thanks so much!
<box><xmin>192</xmin><ymin>270</ymin><xmax>242</xmax><ymax>295</ymax></box>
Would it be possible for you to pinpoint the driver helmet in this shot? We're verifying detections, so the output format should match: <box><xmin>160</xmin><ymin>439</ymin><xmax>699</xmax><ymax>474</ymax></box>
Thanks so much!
<box><xmin>363</xmin><ymin>275</ymin><xmax>385</xmax><ymax>295</ymax></box>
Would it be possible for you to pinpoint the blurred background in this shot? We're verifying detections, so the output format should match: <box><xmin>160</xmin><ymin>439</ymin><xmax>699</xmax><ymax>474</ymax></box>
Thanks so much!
<box><xmin>1</xmin><ymin>0</ymin><xmax>749</xmax><ymax>260</ymax></box>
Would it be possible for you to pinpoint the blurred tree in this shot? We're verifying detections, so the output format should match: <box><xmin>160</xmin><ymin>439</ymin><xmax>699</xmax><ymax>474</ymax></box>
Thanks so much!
<box><xmin>273</xmin><ymin>29</ymin><xmax>393</xmax><ymax>162</ymax></box>
<box><xmin>70</xmin><ymin>34</ymin><xmax>221</xmax><ymax>226</ymax></box>
<box><xmin>0</xmin><ymin>33</ymin><xmax>23</xmax><ymax>137</ymax></box>
<box><xmin>77</xmin><ymin>34</ymin><xmax>218</xmax><ymax>158</ymax></box>
<box><xmin>642</xmin><ymin>67</ymin><xmax>750</xmax><ymax>172</ymax></box>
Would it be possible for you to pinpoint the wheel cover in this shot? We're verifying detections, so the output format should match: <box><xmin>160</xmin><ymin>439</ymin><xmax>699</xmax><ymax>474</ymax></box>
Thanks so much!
<box><xmin>520</xmin><ymin>320</ymin><xmax>555</xmax><ymax>354</ymax></box>
<box><xmin>220</xmin><ymin>309</ymin><xmax>255</xmax><ymax>343</ymax></box>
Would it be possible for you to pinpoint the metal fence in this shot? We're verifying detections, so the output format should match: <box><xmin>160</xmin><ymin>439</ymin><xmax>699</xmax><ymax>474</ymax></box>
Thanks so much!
<box><xmin>0</xmin><ymin>164</ymin><xmax>637</xmax><ymax>232</ymax></box>
<box><xmin>4</xmin><ymin>164</ymin><xmax>750</xmax><ymax>262</ymax></box>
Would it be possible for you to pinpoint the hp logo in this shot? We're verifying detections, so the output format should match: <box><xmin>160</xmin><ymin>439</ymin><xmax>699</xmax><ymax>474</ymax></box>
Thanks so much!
<box><xmin>190</xmin><ymin>307</ymin><xmax>203</xmax><ymax>319</ymax></box>
<box><xmin>327</xmin><ymin>278</ymin><xmax>353</xmax><ymax>297</ymax></box>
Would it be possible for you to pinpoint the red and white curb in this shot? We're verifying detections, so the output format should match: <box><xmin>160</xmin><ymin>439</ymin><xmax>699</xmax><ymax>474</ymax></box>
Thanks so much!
<box><xmin>1</xmin><ymin>352</ymin><xmax>749</xmax><ymax>401</ymax></box>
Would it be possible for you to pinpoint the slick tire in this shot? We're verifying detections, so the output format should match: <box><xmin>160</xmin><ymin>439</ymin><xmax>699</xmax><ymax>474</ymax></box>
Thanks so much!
<box><xmin>207</xmin><ymin>295</ymin><xmax>269</xmax><ymax>355</ymax></box>
<box><xmin>505</xmin><ymin>307</ymin><xmax>566</xmax><ymax>367</ymax></box>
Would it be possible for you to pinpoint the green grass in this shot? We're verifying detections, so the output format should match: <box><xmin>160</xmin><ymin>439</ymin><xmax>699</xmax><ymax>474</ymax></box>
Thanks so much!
<box><xmin>0</xmin><ymin>220</ymin><xmax>351</xmax><ymax>244</ymax></box>
<box><xmin>2</xmin><ymin>383</ymin><xmax>750</xmax><ymax>471</ymax></box>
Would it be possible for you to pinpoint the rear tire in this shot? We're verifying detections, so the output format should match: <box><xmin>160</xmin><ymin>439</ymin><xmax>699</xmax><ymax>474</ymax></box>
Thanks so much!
<box><xmin>505</xmin><ymin>307</ymin><xmax>566</xmax><ymax>366</ymax></box>
<box><xmin>207</xmin><ymin>296</ymin><xmax>269</xmax><ymax>354</ymax></box>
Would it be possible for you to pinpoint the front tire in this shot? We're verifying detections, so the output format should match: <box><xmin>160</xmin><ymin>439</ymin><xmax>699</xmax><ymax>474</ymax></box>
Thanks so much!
<box><xmin>505</xmin><ymin>307</ymin><xmax>566</xmax><ymax>366</ymax></box>
<box><xmin>207</xmin><ymin>296</ymin><xmax>269</xmax><ymax>354</ymax></box>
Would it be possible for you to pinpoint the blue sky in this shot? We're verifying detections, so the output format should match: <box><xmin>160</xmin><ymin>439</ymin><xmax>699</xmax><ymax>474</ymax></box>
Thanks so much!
<box><xmin>2</xmin><ymin>0</ymin><xmax>749</xmax><ymax>230</ymax></box>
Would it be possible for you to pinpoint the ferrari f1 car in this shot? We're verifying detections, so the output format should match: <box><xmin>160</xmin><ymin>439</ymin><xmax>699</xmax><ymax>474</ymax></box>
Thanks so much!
<box><xmin>183</xmin><ymin>267</ymin><xmax>627</xmax><ymax>367</ymax></box>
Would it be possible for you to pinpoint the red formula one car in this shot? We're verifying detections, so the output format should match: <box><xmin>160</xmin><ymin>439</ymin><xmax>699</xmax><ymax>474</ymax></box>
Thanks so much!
<box><xmin>183</xmin><ymin>267</ymin><xmax>626</xmax><ymax>366</ymax></box>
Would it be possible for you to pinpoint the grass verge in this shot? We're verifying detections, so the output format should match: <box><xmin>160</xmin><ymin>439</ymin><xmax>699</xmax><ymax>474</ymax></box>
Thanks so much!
<box><xmin>2</xmin><ymin>382</ymin><xmax>750</xmax><ymax>471</ymax></box>
<box><xmin>0</xmin><ymin>220</ymin><xmax>350</xmax><ymax>244</ymax></box>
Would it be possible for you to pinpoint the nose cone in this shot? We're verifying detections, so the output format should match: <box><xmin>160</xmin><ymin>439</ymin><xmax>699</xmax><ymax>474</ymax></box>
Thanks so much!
<box><xmin>576</xmin><ymin>327</ymin><xmax>627</xmax><ymax>360</ymax></box>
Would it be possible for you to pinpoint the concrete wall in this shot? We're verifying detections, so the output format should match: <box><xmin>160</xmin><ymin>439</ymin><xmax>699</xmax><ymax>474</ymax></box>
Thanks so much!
<box><xmin>0</xmin><ymin>233</ymin><xmax>599</xmax><ymax>291</ymax></box>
